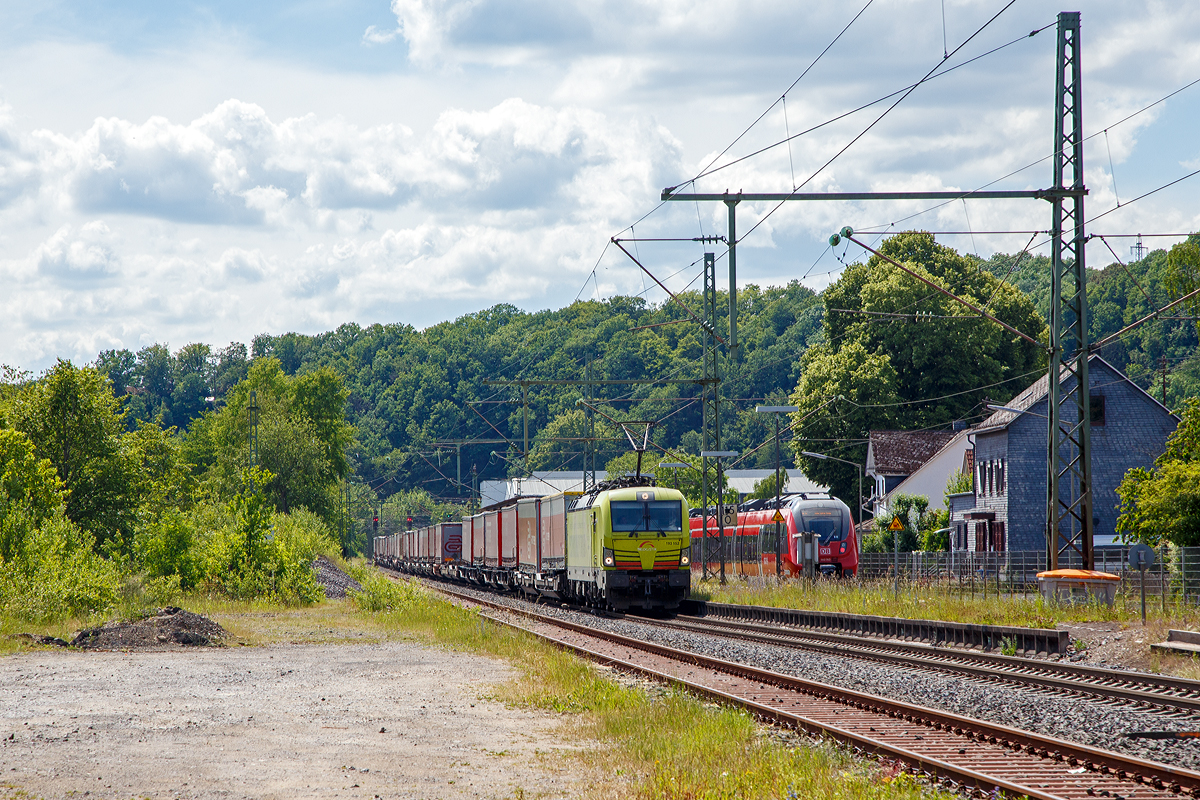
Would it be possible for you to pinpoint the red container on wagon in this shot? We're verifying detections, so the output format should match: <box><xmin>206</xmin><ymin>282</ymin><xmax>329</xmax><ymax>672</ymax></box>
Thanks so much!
<box><xmin>537</xmin><ymin>493</ymin><xmax>573</xmax><ymax>572</ymax></box>
<box><xmin>471</xmin><ymin>513</ymin><xmax>485</xmax><ymax>566</ymax></box>
<box><xmin>516</xmin><ymin>498</ymin><xmax>539</xmax><ymax>575</ymax></box>
<box><xmin>483</xmin><ymin>510</ymin><xmax>500</xmax><ymax>568</ymax></box>
<box><xmin>440</xmin><ymin>522</ymin><xmax>463</xmax><ymax>564</ymax></box>
<box><xmin>500</xmin><ymin>504</ymin><xmax>517</xmax><ymax>568</ymax></box>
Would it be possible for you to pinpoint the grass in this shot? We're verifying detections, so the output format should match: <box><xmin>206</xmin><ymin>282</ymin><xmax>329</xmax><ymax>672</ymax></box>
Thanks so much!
<box><xmin>691</xmin><ymin>575</ymin><xmax>1200</xmax><ymax>630</ymax></box>
<box><xmin>0</xmin><ymin>562</ymin><xmax>953</xmax><ymax>797</ymax></box>
<box><xmin>339</xmin><ymin>566</ymin><xmax>950</xmax><ymax>800</ymax></box>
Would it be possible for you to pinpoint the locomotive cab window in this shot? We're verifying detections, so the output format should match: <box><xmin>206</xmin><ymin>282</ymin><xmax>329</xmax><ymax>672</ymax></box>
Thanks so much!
<box><xmin>610</xmin><ymin>500</ymin><xmax>684</xmax><ymax>532</ymax></box>
<box><xmin>799</xmin><ymin>508</ymin><xmax>847</xmax><ymax>544</ymax></box>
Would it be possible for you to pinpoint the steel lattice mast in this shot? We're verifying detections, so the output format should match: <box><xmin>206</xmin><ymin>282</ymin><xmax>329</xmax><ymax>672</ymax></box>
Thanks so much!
<box><xmin>700</xmin><ymin>252</ymin><xmax>721</xmax><ymax>579</ymax></box>
<box><xmin>1047</xmin><ymin>11</ymin><xmax>1093</xmax><ymax>570</ymax></box>
<box><xmin>659</xmin><ymin>11</ymin><xmax>1095</xmax><ymax>569</ymax></box>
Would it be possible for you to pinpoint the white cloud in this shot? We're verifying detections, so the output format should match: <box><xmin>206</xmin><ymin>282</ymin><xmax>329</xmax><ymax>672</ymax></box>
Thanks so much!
<box><xmin>32</xmin><ymin>222</ymin><xmax>118</xmax><ymax>278</ymax></box>
<box><xmin>1</xmin><ymin>0</ymin><xmax>1199</xmax><ymax>371</ymax></box>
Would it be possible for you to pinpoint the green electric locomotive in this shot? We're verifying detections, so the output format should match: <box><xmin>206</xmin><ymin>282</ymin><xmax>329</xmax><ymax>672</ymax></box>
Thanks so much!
<box><xmin>565</xmin><ymin>481</ymin><xmax>691</xmax><ymax>610</ymax></box>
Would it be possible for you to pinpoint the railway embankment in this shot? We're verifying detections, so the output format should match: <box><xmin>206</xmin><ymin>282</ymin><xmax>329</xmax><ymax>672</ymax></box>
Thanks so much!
<box><xmin>1</xmin><ymin>562</ymin><xmax>948</xmax><ymax>800</ymax></box>
<box><xmin>694</xmin><ymin>577</ymin><xmax>1200</xmax><ymax>678</ymax></box>
<box><xmin>422</xmin><ymin>575</ymin><xmax>1200</xmax><ymax>774</ymax></box>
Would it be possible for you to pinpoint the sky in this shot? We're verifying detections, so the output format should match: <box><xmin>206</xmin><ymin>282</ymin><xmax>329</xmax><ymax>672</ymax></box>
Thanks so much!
<box><xmin>1</xmin><ymin>0</ymin><xmax>1198</xmax><ymax>371</ymax></box>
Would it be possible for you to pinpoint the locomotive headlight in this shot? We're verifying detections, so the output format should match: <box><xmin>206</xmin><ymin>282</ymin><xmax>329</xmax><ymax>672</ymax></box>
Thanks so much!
<box><xmin>679</xmin><ymin>546</ymin><xmax>691</xmax><ymax>566</ymax></box>
<box><xmin>602</xmin><ymin>548</ymin><xmax>615</xmax><ymax>567</ymax></box>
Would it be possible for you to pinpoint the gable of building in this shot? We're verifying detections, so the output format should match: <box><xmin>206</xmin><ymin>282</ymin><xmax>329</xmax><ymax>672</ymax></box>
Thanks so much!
<box><xmin>866</xmin><ymin>429</ymin><xmax>957</xmax><ymax>477</ymax></box>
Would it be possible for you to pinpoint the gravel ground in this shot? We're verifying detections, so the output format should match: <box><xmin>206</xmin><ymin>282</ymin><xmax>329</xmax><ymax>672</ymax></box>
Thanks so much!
<box><xmin>420</xmin><ymin>575</ymin><xmax>1200</xmax><ymax>771</ymax></box>
<box><xmin>0</xmin><ymin>641</ymin><xmax>591</xmax><ymax>800</ymax></box>
<box><xmin>313</xmin><ymin>556</ymin><xmax>363</xmax><ymax>599</ymax></box>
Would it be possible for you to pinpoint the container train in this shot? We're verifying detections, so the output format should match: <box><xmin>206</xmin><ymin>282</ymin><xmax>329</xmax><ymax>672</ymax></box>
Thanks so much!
<box><xmin>688</xmin><ymin>492</ymin><xmax>859</xmax><ymax>577</ymax></box>
<box><xmin>374</xmin><ymin>478</ymin><xmax>691</xmax><ymax>611</ymax></box>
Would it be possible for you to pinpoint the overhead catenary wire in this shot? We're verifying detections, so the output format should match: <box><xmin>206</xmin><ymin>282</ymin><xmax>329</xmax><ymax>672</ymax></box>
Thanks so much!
<box><xmin>735</xmin><ymin>1</ymin><xmax>1019</xmax><ymax>248</ymax></box>
<box><xmin>688</xmin><ymin>0</ymin><xmax>877</xmax><ymax>186</ymax></box>
<box><xmin>690</xmin><ymin>20</ymin><xmax>1053</xmax><ymax>185</ymax></box>
<box><xmin>981</xmin><ymin>230</ymin><xmax>1039</xmax><ymax>311</ymax></box>
<box><xmin>842</xmin><ymin>233</ymin><xmax>1043</xmax><ymax>347</ymax></box>
<box><xmin>854</xmin><ymin>74</ymin><xmax>1200</xmax><ymax>235</ymax></box>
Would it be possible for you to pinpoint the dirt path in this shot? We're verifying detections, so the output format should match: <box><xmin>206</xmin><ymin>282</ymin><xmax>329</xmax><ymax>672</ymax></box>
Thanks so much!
<box><xmin>1</xmin><ymin>642</ymin><xmax>589</xmax><ymax>800</ymax></box>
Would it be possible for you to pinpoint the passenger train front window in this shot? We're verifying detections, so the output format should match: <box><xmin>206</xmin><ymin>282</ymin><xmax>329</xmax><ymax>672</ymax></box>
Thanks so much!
<box><xmin>799</xmin><ymin>509</ymin><xmax>847</xmax><ymax>544</ymax></box>
<box><xmin>610</xmin><ymin>501</ymin><xmax>684</xmax><ymax>532</ymax></box>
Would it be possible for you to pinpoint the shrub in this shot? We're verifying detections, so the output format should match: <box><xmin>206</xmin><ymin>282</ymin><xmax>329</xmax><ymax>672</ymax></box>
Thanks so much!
<box><xmin>345</xmin><ymin>562</ymin><xmax>427</xmax><ymax>613</ymax></box>
<box><xmin>0</xmin><ymin>512</ymin><xmax>120</xmax><ymax>621</ymax></box>
<box><xmin>134</xmin><ymin>509</ymin><xmax>201</xmax><ymax>588</ymax></box>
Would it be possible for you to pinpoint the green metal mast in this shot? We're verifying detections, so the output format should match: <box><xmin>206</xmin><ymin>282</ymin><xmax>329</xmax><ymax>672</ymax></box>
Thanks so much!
<box><xmin>1047</xmin><ymin>11</ymin><xmax>1093</xmax><ymax>570</ymax></box>
<box><xmin>585</xmin><ymin>360</ymin><xmax>596</xmax><ymax>491</ymax></box>
<box><xmin>725</xmin><ymin>195</ymin><xmax>740</xmax><ymax>363</ymax></box>
<box><xmin>700</xmin><ymin>252</ymin><xmax>721</xmax><ymax>579</ymax></box>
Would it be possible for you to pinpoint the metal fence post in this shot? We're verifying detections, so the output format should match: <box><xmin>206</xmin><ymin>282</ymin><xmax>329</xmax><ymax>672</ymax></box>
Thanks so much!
<box><xmin>1162</xmin><ymin>542</ymin><xmax>1168</xmax><ymax>614</ymax></box>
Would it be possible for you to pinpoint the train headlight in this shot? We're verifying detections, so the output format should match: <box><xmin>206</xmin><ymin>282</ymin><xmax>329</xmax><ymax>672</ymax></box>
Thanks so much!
<box><xmin>679</xmin><ymin>546</ymin><xmax>691</xmax><ymax>566</ymax></box>
<box><xmin>602</xmin><ymin>548</ymin><xmax>615</xmax><ymax>567</ymax></box>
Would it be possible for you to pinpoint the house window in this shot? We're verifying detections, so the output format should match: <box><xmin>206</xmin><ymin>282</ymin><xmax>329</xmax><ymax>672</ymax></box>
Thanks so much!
<box><xmin>992</xmin><ymin>522</ymin><xmax>1006</xmax><ymax>552</ymax></box>
<box><xmin>1090</xmin><ymin>394</ymin><xmax>1105</xmax><ymax>426</ymax></box>
<box><xmin>978</xmin><ymin>463</ymin><xmax>986</xmax><ymax>496</ymax></box>
<box><xmin>997</xmin><ymin>460</ymin><xmax>1005</xmax><ymax>494</ymax></box>
<box><xmin>974</xmin><ymin>522</ymin><xmax>988</xmax><ymax>552</ymax></box>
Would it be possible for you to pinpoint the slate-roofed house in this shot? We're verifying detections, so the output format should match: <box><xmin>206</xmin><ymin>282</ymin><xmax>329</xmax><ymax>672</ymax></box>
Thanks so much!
<box><xmin>949</xmin><ymin>355</ymin><xmax>1177</xmax><ymax>555</ymax></box>
<box><xmin>866</xmin><ymin>429</ymin><xmax>957</xmax><ymax>516</ymax></box>
<box><xmin>881</xmin><ymin>427</ymin><xmax>973</xmax><ymax>513</ymax></box>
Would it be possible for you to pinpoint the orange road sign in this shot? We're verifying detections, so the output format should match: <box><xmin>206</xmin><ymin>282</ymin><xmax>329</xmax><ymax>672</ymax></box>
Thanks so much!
<box><xmin>772</xmin><ymin>509</ymin><xmax>786</xmax><ymax>524</ymax></box>
<box><xmin>889</xmin><ymin>516</ymin><xmax>904</xmax><ymax>531</ymax></box>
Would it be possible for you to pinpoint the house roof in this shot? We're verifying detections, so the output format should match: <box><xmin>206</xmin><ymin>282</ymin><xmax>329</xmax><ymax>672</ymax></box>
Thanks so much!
<box><xmin>973</xmin><ymin>354</ymin><xmax>1177</xmax><ymax>435</ymax></box>
<box><xmin>881</xmin><ymin>428</ymin><xmax>973</xmax><ymax>509</ymax></box>
<box><xmin>866</xmin><ymin>429</ymin><xmax>957</xmax><ymax>476</ymax></box>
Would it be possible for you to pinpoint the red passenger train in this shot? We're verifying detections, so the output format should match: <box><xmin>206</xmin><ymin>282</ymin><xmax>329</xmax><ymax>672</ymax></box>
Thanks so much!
<box><xmin>688</xmin><ymin>492</ymin><xmax>859</xmax><ymax>577</ymax></box>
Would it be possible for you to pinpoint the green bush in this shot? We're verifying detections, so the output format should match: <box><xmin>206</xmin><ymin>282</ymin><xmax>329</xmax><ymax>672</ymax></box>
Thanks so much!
<box><xmin>134</xmin><ymin>508</ymin><xmax>201</xmax><ymax>588</ymax></box>
<box><xmin>0</xmin><ymin>511</ymin><xmax>120</xmax><ymax>621</ymax></box>
<box><xmin>345</xmin><ymin>562</ymin><xmax>427</xmax><ymax>613</ymax></box>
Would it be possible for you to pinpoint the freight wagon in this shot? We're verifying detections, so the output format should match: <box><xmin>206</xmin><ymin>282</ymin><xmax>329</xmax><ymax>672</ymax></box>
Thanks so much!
<box><xmin>374</xmin><ymin>478</ymin><xmax>691</xmax><ymax>610</ymax></box>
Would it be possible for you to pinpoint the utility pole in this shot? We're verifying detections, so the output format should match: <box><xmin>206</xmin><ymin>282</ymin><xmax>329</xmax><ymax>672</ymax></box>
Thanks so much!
<box><xmin>471</xmin><ymin>464</ymin><xmax>479</xmax><ymax>512</ymax></box>
<box><xmin>434</xmin><ymin>439</ymin><xmax>508</xmax><ymax>496</ymax></box>
<box><xmin>662</xmin><ymin>13</ymin><xmax>1095</xmax><ymax>569</ymax></box>
<box><xmin>700</xmin><ymin>253</ymin><xmax>722</xmax><ymax>580</ymax></box>
<box><xmin>725</xmin><ymin>195</ymin><xmax>740</xmax><ymax>363</ymax></box>
<box><xmin>247</xmin><ymin>390</ymin><xmax>260</xmax><ymax>492</ymax></box>
<box><xmin>585</xmin><ymin>360</ymin><xmax>596</xmax><ymax>491</ymax></box>
<box><xmin>1046</xmin><ymin>11</ymin><xmax>1093</xmax><ymax>570</ymax></box>
<box><xmin>703</xmin><ymin>450</ymin><xmax>739</xmax><ymax>584</ymax></box>
<box><xmin>757</xmin><ymin>405</ymin><xmax>798</xmax><ymax>580</ymax></box>
<box><xmin>1131</xmin><ymin>234</ymin><xmax>1147</xmax><ymax>261</ymax></box>
<box><xmin>522</xmin><ymin>382</ymin><xmax>530</xmax><ymax>468</ymax></box>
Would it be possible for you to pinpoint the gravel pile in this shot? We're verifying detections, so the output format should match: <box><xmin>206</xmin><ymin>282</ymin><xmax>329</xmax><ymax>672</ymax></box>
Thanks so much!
<box><xmin>71</xmin><ymin>607</ymin><xmax>228</xmax><ymax>650</ymax></box>
<box><xmin>313</xmin><ymin>555</ymin><xmax>362</xmax><ymax>598</ymax></box>
<box><xmin>427</xmin><ymin>577</ymin><xmax>1200</xmax><ymax>771</ymax></box>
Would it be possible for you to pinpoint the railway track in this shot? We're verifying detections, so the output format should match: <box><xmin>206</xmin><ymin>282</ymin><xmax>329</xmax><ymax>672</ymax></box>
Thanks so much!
<box><xmin>637</xmin><ymin>613</ymin><xmax>1200</xmax><ymax>717</ymax></box>
<box><xmin>417</xmin><ymin>579</ymin><xmax>1200</xmax><ymax>800</ymax></box>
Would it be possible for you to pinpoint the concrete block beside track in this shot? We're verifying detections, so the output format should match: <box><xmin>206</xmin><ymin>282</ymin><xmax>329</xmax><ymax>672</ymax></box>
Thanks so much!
<box><xmin>682</xmin><ymin>600</ymin><xmax>1071</xmax><ymax>655</ymax></box>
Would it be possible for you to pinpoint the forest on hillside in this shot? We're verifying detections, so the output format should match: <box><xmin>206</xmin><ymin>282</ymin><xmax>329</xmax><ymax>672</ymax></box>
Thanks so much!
<box><xmin>80</xmin><ymin>233</ymin><xmax>1199</xmax><ymax>511</ymax></box>
<box><xmin>3</xmin><ymin>231</ymin><xmax>1198</xmax><ymax>619</ymax></box>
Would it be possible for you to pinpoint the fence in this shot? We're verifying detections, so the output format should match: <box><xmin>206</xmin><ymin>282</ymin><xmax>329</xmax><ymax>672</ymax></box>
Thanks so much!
<box><xmin>858</xmin><ymin>546</ymin><xmax>1190</xmax><ymax>601</ymax></box>
<box><xmin>693</xmin><ymin>535</ymin><xmax>1200</xmax><ymax>603</ymax></box>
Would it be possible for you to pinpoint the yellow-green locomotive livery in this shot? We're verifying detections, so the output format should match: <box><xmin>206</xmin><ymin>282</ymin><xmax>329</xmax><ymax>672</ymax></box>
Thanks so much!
<box><xmin>565</xmin><ymin>483</ymin><xmax>691</xmax><ymax>610</ymax></box>
<box><xmin>375</xmin><ymin>478</ymin><xmax>691</xmax><ymax>611</ymax></box>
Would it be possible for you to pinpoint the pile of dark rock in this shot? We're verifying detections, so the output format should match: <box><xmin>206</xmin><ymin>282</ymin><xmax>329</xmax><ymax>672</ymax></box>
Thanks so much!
<box><xmin>312</xmin><ymin>555</ymin><xmax>362</xmax><ymax>599</ymax></box>
<box><xmin>70</xmin><ymin>607</ymin><xmax>229</xmax><ymax>650</ymax></box>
